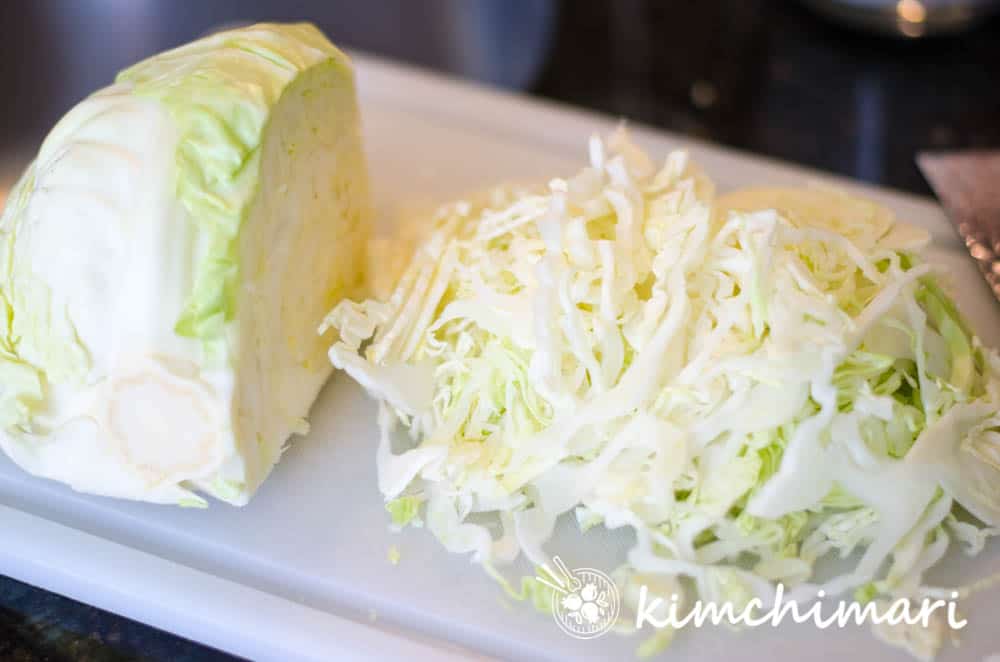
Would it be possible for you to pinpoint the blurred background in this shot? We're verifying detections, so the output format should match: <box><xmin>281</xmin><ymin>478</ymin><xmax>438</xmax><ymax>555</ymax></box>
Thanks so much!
<box><xmin>1</xmin><ymin>0</ymin><xmax>999</xmax><ymax>197</ymax></box>
<box><xmin>0</xmin><ymin>1</ymin><xmax>998</xmax><ymax>660</ymax></box>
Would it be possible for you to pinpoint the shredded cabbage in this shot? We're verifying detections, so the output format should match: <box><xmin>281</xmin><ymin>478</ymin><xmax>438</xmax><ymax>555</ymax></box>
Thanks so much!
<box><xmin>322</xmin><ymin>129</ymin><xmax>1000</xmax><ymax>655</ymax></box>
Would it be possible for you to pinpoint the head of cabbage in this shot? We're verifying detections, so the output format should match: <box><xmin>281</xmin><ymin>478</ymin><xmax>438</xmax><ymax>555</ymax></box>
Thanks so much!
<box><xmin>0</xmin><ymin>23</ymin><xmax>371</xmax><ymax>505</ymax></box>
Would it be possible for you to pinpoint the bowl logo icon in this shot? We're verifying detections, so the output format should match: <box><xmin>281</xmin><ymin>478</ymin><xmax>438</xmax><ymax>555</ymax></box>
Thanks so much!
<box><xmin>539</xmin><ymin>556</ymin><xmax>620</xmax><ymax>639</ymax></box>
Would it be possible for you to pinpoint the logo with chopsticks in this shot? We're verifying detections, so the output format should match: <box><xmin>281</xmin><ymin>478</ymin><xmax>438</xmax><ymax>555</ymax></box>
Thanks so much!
<box><xmin>537</xmin><ymin>556</ymin><xmax>620</xmax><ymax>639</ymax></box>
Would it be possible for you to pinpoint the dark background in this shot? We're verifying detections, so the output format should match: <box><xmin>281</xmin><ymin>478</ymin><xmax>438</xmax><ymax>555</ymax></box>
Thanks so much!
<box><xmin>0</xmin><ymin>1</ymin><xmax>998</xmax><ymax>660</ymax></box>
<box><xmin>1</xmin><ymin>0</ymin><xmax>999</xmax><ymax>196</ymax></box>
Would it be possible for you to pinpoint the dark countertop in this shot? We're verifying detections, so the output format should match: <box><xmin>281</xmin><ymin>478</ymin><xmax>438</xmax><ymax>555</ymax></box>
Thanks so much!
<box><xmin>0</xmin><ymin>575</ymin><xmax>241</xmax><ymax>662</ymax></box>
<box><xmin>1</xmin><ymin>1</ymin><xmax>998</xmax><ymax>660</ymax></box>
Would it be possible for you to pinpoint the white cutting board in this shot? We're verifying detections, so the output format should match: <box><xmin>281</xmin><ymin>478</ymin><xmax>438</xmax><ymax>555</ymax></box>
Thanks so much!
<box><xmin>2</xmin><ymin>53</ymin><xmax>999</xmax><ymax>662</ymax></box>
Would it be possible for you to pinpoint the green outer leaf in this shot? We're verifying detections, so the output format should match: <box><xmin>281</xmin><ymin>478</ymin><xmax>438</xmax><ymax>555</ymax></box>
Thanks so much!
<box><xmin>117</xmin><ymin>23</ymin><xmax>351</xmax><ymax>345</ymax></box>
<box><xmin>0</xmin><ymin>165</ymin><xmax>49</xmax><ymax>428</ymax></box>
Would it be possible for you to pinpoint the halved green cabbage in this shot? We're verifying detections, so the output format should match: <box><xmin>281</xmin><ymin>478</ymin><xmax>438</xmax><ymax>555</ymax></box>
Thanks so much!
<box><xmin>0</xmin><ymin>23</ymin><xmax>370</xmax><ymax>505</ymax></box>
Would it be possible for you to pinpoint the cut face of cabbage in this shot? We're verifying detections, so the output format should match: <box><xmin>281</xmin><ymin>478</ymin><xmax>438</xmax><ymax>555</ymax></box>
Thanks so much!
<box><xmin>323</xmin><ymin>128</ymin><xmax>1000</xmax><ymax>657</ymax></box>
<box><xmin>0</xmin><ymin>23</ymin><xmax>370</xmax><ymax>505</ymax></box>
